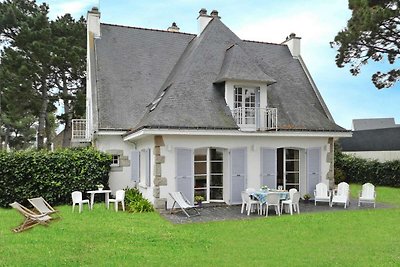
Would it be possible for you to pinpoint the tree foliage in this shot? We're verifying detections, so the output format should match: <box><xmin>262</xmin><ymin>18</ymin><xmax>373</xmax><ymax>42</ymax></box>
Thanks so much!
<box><xmin>332</xmin><ymin>0</ymin><xmax>400</xmax><ymax>89</ymax></box>
<box><xmin>0</xmin><ymin>0</ymin><xmax>86</xmax><ymax>150</ymax></box>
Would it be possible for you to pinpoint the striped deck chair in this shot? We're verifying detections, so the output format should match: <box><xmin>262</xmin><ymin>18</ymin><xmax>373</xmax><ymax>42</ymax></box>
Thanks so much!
<box><xmin>9</xmin><ymin>202</ymin><xmax>52</xmax><ymax>233</ymax></box>
<box><xmin>169</xmin><ymin>192</ymin><xmax>200</xmax><ymax>218</ymax></box>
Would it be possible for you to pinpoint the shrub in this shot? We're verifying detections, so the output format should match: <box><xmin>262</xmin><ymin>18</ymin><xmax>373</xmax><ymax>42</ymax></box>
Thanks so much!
<box><xmin>0</xmin><ymin>147</ymin><xmax>112</xmax><ymax>208</ymax></box>
<box><xmin>335</xmin><ymin>149</ymin><xmax>400</xmax><ymax>187</ymax></box>
<box><xmin>125</xmin><ymin>188</ymin><xmax>154</xmax><ymax>213</ymax></box>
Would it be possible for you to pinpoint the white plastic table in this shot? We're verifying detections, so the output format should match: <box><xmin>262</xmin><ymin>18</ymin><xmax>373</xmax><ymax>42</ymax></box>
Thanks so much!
<box><xmin>87</xmin><ymin>189</ymin><xmax>112</xmax><ymax>210</ymax></box>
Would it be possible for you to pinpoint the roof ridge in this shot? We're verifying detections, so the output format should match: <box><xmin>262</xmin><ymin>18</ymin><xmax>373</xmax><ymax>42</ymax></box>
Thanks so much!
<box><xmin>243</xmin><ymin>39</ymin><xmax>284</xmax><ymax>46</ymax></box>
<box><xmin>101</xmin><ymin>22</ymin><xmax>196</xmax><ymax>36</ymax></box>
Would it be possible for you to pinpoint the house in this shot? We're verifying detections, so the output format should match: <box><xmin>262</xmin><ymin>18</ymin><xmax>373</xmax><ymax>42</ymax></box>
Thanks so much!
<box><xmin>339</xmin><ymin>118</ymin><xmax>400</xmax><ymax>162</ymax></box>
<box><xmin>73</xmin><ymin>7</ymin><xmax>351</xmax><ymax>208</ymax></box>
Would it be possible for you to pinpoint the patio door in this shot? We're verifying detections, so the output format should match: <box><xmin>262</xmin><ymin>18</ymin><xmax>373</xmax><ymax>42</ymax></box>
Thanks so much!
<box><xmin>194</xmin><ymin>148</ymin><xmax>224</xmax><ymax>202</ymax></box>
<box><xmin>277</xmin><ymin>148</ymin><xmax>300</xmax><ymax>191</ymax></box>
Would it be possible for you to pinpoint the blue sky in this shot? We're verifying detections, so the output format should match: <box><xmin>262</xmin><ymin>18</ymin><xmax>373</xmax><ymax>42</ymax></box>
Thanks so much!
<box><xmin>42</xmin><ymin>0</ymin><xmax>400</xmax><ymax>130</ymax></box>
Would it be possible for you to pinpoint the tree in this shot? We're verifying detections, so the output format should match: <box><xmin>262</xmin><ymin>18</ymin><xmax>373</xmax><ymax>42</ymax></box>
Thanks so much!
<box><xmin>0</xmin><ymin>0</ymin><xmax>86</xmax><ymax>149</ymax></box>
<box><xmin>332</xmin><ymin>0</ymin><xmax>400</xmax><ymax>89</ymax></box>
<box><xmin>50</xmin><ymin>14</ymin><xmax>86</xmax><ymax>147</ymax></box>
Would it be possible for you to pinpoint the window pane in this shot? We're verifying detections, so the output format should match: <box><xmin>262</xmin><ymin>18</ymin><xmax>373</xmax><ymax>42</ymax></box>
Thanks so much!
<box><xmin>194</xmin><ymin>148</ymin><xmax>207</xmax><ymax>161</ymax></box>
<box><xmin>194</xmin><ymin>162</ymin><xmax>206</xmax><ymax>175</ymax></box>
<box><xmin>210</xmin><ymin>148</ymin><xmax>223</xmax><ymax>160</ymax></box>
<box><xmin>286</xmin><ymin>173</ymin><xmax>299</xmax><ymax>184</ymax></box>
<box><xmin>210</xmin><ymin>162</ymin><xmax>223</xmax><ymax>173</ymax></box>
<box><xmin>286</xmin><ymin>149</ymin><xmax>299</xmax><ymax>160</ymax></box>
<box><xmin>210</xmin><ymin>175</ymin><xmax>223</xmax><ymax>186</ymax></box>
<box><xmin>210</xmin><ymin>188</ymin><xmax>223</xmax><ymax>200</ymax></box>
<box><xmin>194</xmin><ymin>175</ymin><xmax>207</xmax><ymax>188</ymax></box>
<box><xmin>286</xmin><ymin>161</ymin><xmax>299</xmax><ymax>172</ymax></box>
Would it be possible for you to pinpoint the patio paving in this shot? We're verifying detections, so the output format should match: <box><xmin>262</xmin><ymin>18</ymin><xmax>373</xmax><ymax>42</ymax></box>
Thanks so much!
<box><xmin>160</xmin><ymin>198</ymin><xmax>393</xmax><ymax>224</ymax></box>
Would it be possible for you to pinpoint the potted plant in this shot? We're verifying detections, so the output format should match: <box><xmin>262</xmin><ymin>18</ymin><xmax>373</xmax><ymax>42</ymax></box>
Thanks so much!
<box><xmin>194</xmin><ymin>195</ymin><xmax>205</xmax><ymax>207</ymax></box>
<box><xmin>303</xmin><ymin>194</ymin><xmax>311</xmax><ymax>203</ymax></box>
<box><xmin>97</xmin><ymin>184</ymin><xmax>104</xmax><ymax>191</ymax></box>
<box><xmin>261</xmin><ymin>185</ymin><xmax>269</xmax><ymax>191</ymax></box>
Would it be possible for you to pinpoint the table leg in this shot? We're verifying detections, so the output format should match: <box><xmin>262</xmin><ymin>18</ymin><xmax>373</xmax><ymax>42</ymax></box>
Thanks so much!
<box><xmin>90</xmin><ymin>193</ymin><xmax>95</xmax><ymax>210</ymax></box>
<box><xmin>105</xmin><ymin>192</ymin><xmax>109</xmax><ymax>209</ymax></box>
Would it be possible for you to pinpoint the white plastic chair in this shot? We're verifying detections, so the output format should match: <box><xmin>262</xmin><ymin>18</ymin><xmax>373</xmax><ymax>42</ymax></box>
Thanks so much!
<box><xmin>108</xmin><ymin>190</ymin><xmax>125</xmax><ymax>212</ymax></box>
<box><xmin>264</xmin><ymin>193</ymin><xmax>281</xmax><ymax>217</ymax></box>
<box><xmin>358</xmin><ymin>183</ymin><xmax>376</xmax><ymax>208</ymax></box>
<box><xmin>241</xmin><ymin>191</ymin><xmax>260</xmax><ymax>216</ymax></box>
<box><xmin>331</xmin><ymin>182</ymin><xmax>350</xmax><ymax>208</ymax></box>
<box><xmin>281</xmin><ymin>192</ymin><xmax>300</xmax><ymax>215</ymax></box>
<box><xmin>314</xmin><ymin>183</ymin><xmax>331</xmax><ymax>206</ymax></box>
<box><xmin>71</xmin><ymin>191</ymin><xmax>90</xmax><ymax>213</ymax></box>
<box><xmin>288</xmin><ymin>188</ymin><xmax>298</xmax><ymax>200</ymax></box>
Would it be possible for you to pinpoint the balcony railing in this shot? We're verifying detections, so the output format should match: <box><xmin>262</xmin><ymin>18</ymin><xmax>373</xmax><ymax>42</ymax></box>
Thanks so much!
<box><xmin>72</xmin><ymin>119</ymin><xmax>90</xmax><ymax>141</ymax></box>
<box><xmin>231</xmin><ymin>107</ymin><xmax>277</xmax><ymax>131</ymax></box>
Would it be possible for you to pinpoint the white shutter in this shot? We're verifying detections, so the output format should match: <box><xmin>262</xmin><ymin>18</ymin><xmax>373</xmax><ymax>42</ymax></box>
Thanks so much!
<box><xmin>131</xmin><ymin>150</ymin><xmax>140</xmax><ymax>182</ymax></box>
<box><xmin>145</xmin><ymin>149</ymin><xmax>151</xmax><ymax>187</ymax></box>
<box><xmin>230</xmin><ymin>147</ymin><xmax>247</xmax><ymax>204</ymax></box>
<box><xmin>175</xmin><ymin>148</ymin><xmax>194</xmax><ymax>205</ymax></box>
<box><xmin>307</xmin><ymin>147</ymin><xmax>321</xmax><ymax>194</ymax></box>
<box><xmin>261</xmin><ymin>148</ymin><xmax>277</xmax><ymax>189</ymax></box>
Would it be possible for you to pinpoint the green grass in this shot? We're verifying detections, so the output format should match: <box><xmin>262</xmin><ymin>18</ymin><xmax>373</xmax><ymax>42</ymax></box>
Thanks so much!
<box><xmin>1</xmin><ymin>185</ymin><xmax>400</xmax><ymax>266</ymax></box>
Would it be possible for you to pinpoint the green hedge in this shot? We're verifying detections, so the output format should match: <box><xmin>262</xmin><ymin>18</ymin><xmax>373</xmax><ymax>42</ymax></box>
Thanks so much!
<box><xmin>0</xmin><ymin>148</ymin><xmax>112</xmax><ymax>208</ymax></box>
<box><xmin>335</xmin><ymin>150</ymin><xmax>400</xmax><ymax>187</ymax></box>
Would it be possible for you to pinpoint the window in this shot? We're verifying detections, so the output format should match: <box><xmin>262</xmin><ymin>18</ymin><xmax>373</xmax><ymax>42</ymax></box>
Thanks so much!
<box><xmin>111</xmin><ymin>155</ymin><xmax>120</xmax><ymax>166</ymax></box>
<box><xmin>233</xmin><ymin>86</ymin><xmax>257</xmax><ymax>125</ymax></box>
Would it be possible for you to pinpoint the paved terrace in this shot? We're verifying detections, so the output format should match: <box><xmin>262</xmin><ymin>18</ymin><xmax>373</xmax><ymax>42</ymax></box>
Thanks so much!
<box><xmin>160</xmin><ymin>199</ymin><xmax>393</xmax><ymax>224</ymax></box>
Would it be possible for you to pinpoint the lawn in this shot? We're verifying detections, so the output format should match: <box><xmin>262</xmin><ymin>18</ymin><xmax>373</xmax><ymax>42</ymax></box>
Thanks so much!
<box><xmin>1</xmin><ymin>185</ymin><xmax>399</xmax><ymax>266</ymax></box>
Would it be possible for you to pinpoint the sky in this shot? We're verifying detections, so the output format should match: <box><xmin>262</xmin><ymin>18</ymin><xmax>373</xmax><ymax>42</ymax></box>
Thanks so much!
<box><xmin>41</xmin><ymin>0</ymin><xmax>400</xmax><ymax>130</ymax></box>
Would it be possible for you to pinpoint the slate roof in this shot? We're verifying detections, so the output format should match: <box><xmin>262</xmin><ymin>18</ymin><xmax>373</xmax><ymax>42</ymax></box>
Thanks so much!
<box><xmin>94</xmin><ymin>18</ymin><xmax>345</xmax><ymax>132</ymax></box>
<box><xmin>352</xmin><ymin>118</ymin><xmax>399</xmax><ymax>131</ymax></box>
<box><xmin>339</xmin><ymin>127</ymin><xmax>400</xmax><ymax>151</ymax></box>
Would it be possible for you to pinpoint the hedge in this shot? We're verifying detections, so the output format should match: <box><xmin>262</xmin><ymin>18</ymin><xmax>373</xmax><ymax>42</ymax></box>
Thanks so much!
<box><xmin>0</xmin><ymin>148</ymin><xmax>112</xmax><ymax>208</ymax></box>
<box><xmin>335</xmin><ymin>150</ymin><xmax>400</xmax><ymax>187</ymax></box>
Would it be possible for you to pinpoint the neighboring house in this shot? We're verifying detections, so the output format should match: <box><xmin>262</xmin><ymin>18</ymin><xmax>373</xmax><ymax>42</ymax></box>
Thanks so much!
<box><xmin>339</xmin><ymin>118</ymin><xmax>400</xmax><ymax>162</ymax></box>
<box><xmin>72</xmin><ymin>7</ymin><xmax>350</xmax><ymax>208</ymax></box>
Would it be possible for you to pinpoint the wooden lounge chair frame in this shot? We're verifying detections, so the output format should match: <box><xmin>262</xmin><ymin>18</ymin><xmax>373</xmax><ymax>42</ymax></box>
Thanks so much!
<box><xmin>9</xmin><ymin>202</ymin><xmax>52</xmax><ymax>233</ymax></box>
<box><xmin>169</xmin><ymin>192</ymin><xmax>200</xmax><ymax>218</ymax></box>
<box><xmin>28</xmin><ymin>197</ymin><xmax>61</xmax><ymax>219</ymax></box>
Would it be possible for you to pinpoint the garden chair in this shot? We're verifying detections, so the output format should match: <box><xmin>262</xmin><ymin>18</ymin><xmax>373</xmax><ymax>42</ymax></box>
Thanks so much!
<box><xmin>358</xmin><ymin>183</ymin><xmax>376</xmax><ymax>208</ymax></box>
<box><xmin>28</xmin><ymin>197</ymin><xmax>61</xmax><ymax>219</ymax></box>
<box><xmin>169</xmin><ymin>192</ymin><xmax>200</xmax><ymax>218</ymax></box>
<box><xmin>108</xmin><ymin>190</ymin><xmax>125</xmax><ymax>212</ymax></box>
<box><xmin>331</xmin><ymin>182</ymin><xmax>350</xmax><ymax>208</ymax></box>
<box><xmin>281</xmin><ymin>192</ymin><xmax>300</xmax><ymax>215</ymax></box>
<box><xmin>264</xmin><ymin>193</ymin><xmax>281</xmax><ymax>217</ymax></box>
<box><xmin>71</xmin><ymin>191</ymin><xmax>90</xmax><ymax>213</ymax></box>
<box><xmin>288</xmin><ymin>188</ymin><xmax>298</xmax><ymax>200</ymax></box>
<box><xmin>241</xmin><ymin>191</ymin><xmax>260</xmax><ymax>216</ymax></box>
<box><xmin>314</xmin><ymin>183</ymin><xmax>331</xmax><ymax>206</ymax></box>
<box><xmin>9</xmin><ymin>202</ymin><xmax>52</xmax><ymax>233</ymax></box>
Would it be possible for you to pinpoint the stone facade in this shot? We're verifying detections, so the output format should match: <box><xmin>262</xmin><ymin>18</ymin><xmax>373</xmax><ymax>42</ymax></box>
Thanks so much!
<box><xmin>153</xmin><ymin>135</ymin><xmax>167</xmax><ymax>209</ymax></box>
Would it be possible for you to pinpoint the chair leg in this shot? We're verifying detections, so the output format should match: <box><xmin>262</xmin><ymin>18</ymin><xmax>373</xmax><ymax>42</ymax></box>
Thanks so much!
<box><xmin>122</xmin><ymin>201</ymin><xmax>125</xmax><ymax>211</ymax></box>
<box><xmin>115</xmin><ymin>201</ymin><xmax>118</xmax><ymax>212</ymax></box>
<box><xmin>72</xmin><ymin>203</ymin><xmax>75</xmax><ymax>213</ymax></box>
<box><xmin>277</xmin><ymin>205</ymin><xmax>281</xmax><ymax>216</ymax></box>
<box><xmin>297</xmin><ymin>204</ymin><xmax>300</xmax><ymax>214</ymax></box>
<box><xmin>265</xmin><ymin>205</ymin><xmax>269</xmax><ymax>217</ymax></box>
<box><xmin>79</xmin><ymin>203</ymin><xmax>82</xmax><ymax>213</ymax></box>
<box><xmin>241</xmin><ymin>203</ymin><xmax>245</xmax><ymax>214</ymax></box>
<box><xmin>247</xmin><ymin>204</ymin><xmax>251</xmax><ymax>216</ymax></box>
<box><xmin>290</xmin><ymin>204</ymin><xmax>293</xmax><ymax>215</ymax></box>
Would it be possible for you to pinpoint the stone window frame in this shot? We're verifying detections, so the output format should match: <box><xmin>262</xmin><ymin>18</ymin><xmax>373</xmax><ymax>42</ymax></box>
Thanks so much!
<box><xmin>111</xmin><ymin>155</ymin><xmax>120</xmax><ymax>167</ymax></box>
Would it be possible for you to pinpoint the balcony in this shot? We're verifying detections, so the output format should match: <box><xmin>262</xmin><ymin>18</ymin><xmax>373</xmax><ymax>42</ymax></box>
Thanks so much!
<box><xmin>72</xmin><ymin>119</ymin><xmax>90</xmax><ymax>142</ymax></box>
<box><xmin>231</xmin><ymin>107</ymin><xmax>277</xmax><ymax>131</ymax></box>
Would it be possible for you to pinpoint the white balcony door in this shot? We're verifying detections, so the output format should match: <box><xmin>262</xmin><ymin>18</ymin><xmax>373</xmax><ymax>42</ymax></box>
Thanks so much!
<box><xmin>234</xmin><ymin>87</ymin><xmax>256</xmax><ymax>125</ymax></box>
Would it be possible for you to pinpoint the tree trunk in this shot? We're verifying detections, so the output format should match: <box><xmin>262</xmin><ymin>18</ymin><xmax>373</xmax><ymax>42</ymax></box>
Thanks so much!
<box><xmin>37</xmin><ymin>80</ymin><xmax>48</xmax><ymax>150</ymax></box>
<box><xmin>45</xmin><ymin>114</ymin><xmax>52</xmax><ymax>150</ymax></box>
<box><xmin>61</xmin><ymin>74</ymin><xmax>72</xmax><ymax>148</ymax></box>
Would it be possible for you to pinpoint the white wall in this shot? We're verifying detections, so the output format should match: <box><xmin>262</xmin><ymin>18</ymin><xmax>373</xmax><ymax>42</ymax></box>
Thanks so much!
<box><xmin>160</xmin><ymin>135</ymin><xmax>330</xmax><ymax>207</ymax></box>
<box><xmin>95</xmin><ymin>135</ymin><xmax>134</xmax><ymax>194</ymax></box>
<box><xmin>344</xmin><ymin>151</ymin><xmax>400</xmax><ymax>163</ymax></box>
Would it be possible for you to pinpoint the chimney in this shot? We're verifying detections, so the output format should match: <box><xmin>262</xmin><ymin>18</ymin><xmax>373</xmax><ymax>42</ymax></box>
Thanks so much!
<box><xmin>282</xmin><ymin>33</ymin><xmax>301</xmax><ymax>58</ymax></box>
<box><xmin>167</xmin><ymin>22</ymin><xmax>180</xmax><ymax>32</ymax></box>
<box><xmin>87</xmin><ymin>7</ymin><xmax>101</xmax><ymax>38</ymax></box>
<box><xmin>197</xmin><ymin>8</ymin><xmax>213</xmax><ymax>35</ymax></box>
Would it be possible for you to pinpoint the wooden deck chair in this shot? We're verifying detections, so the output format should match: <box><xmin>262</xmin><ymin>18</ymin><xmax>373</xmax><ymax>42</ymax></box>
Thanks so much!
<box><xmin>9</xmin><ymin>202</ymin><xmax>52</xmax><ymax>233</ymax></box>
<box><xmin>28</xmin><ymin>197</ymin><xmax>61</xmax><ymax>219</ymax></box>
<box><xmin>169</xmin><ymin>192</ymin><xmax>200</xmax><ymax>218</ymax></box>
